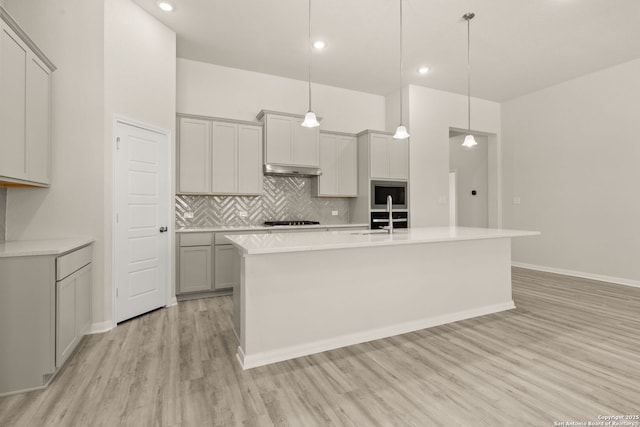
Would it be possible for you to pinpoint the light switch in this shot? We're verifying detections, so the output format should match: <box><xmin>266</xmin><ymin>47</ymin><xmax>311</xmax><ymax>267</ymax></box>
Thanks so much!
<box><xmin>331</xmin><ymin>210</ymin><xmax>339</xmax><ymax>216</ymax></box>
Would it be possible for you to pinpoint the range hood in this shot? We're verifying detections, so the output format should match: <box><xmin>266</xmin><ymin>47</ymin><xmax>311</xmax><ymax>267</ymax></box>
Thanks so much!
<box><xmin>264</xmin><ymin>164</ymin><xmax>322</xmax><ymax>177</ymax></box>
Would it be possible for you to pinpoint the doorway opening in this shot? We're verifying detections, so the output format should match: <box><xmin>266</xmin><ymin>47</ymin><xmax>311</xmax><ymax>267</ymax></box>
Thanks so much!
<box><xmin>448</xmin><ymin>129</ymin><xmax>500</xmax><ymax>228</ymax></box>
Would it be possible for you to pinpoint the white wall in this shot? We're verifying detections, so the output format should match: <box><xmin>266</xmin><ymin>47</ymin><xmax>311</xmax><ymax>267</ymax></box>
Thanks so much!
<box><xmin>177</xmin><ymin>58</ymin><xmax>385</xmax><ymax>133</ymax></box>
<box><xmin>4</xmin><ymin>0</ymin><xmax>176</xmax><ymax>329</ymax></box>
<box><xmin>4</xmin><ymin>0</ymin><xmax>106</xmax><ymax>320</ymax></box>
<box><xmin>405</xmin><ymin>85</ymin><xmax>501</xmax><ymax>226</ymax></box>
<box><xmin>104</xmin><ymin>0</ymin><xmax>177</xmax><ymax>323</ymax></box>
<box><xmin>502</xmin><ymin>58</ymin><xmax>640</xmax><ymax>283</ymax></box>
<box><xmin>450</xmin><ymin>134</ymin><xmax>489</xmax><ymax>227</ymax></box>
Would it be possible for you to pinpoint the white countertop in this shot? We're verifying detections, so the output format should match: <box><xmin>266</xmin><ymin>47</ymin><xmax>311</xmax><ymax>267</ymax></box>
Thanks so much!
<box><xmin>226</xmin><ymin>227</ymin><xmax>540</xmax><ymax>255</ymax></box>
<box><xmin>0</xmin><ymin>238</ymin><xmax>94</xmax><ymax>258</ymax></box>
<box><xmin>176</xmin><ymin>223</ymin><xmax>369</xmax><ymax>233</ymax></box>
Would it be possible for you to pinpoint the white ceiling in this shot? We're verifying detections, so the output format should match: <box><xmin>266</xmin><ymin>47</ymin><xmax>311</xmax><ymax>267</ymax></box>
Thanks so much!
<box><xmin>130</xmin><ymin>0</ymin><xmax>640</xmax><ymax>102</ymax></box>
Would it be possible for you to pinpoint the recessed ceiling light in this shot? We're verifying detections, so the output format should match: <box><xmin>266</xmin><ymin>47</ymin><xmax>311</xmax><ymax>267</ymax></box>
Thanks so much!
<box><xmin>418</xmin><ymin>66</ymin><xmax>430</xmax><ymax>75</ymax></box>
<box><xmin>156</xmin><ymin>0</ymin><xmax>174</xmax><ymax>12</ymax></box>
<box><xmin>312</xmin><ymin>40</ymin><xmax>327</xmax><ymax>49</ymax></box>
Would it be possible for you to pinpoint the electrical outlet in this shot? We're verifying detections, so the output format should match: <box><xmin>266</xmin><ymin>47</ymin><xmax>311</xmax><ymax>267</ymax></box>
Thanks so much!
<box><xmin>331</xmin><ymin>210</ymin><xmax>339</xmax><ymax>216</ymax></box>
<box><xmin>184</xmin><ymin>211</ymin><xmax>194</xmax><ymax>219</ymax></box>
<box><xmin>513</xmin><ymin>197</ymin><xmax>521</xmax><ymax>205</ymax></box>
<box><xmin>238</xmin><ymin>211</ymin><xmax>248</xmax><ymax>217</ymax></box>
<box><xmin>438</xmin><ymin>196</ymin><xmax>448</xmax><ymax>205</ymax></box>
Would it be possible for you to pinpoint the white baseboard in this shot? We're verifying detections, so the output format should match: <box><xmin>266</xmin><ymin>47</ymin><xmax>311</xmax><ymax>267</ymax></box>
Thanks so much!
<box><xmin>511</xmin><ymin>262</ymin><xmax>640</xmax><ymax>289</ymax></box>
<box><xmin>236</xmin><ymin>301</ymin><xmax>515</xmax><ymax>370</ymax></box>
<box><xmin>168</xmin><ymin>296</ymin><xmax>178</xmax><ymax>306</ymax></box>
<box><xmin>88</xmin><ymin>320</ymin><xmax>114</xmax><ymax>334</ymax></box>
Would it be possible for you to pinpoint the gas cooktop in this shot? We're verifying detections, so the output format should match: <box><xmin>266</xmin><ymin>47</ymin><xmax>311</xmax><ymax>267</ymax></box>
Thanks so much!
<box><xmin>263</xmin><ymin>220</ymin><xmax>320</xmax><ymax>226</ymax></box>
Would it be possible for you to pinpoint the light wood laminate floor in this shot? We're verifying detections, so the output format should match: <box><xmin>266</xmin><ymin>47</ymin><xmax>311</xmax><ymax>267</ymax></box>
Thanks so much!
<box><xmin>1</xmin><ymin>268</ymin><xmax>639</xmax><ymax>426</ymax></box>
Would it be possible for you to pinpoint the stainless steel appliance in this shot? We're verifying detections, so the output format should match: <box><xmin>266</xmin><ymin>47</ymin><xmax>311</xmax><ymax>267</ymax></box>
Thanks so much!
<box><xmin>371</xmin><ymin>180</ymin><xmax>407</xmax><ymax>210</ymax></box>
<box><xmin>370</xmin><ymin>211</ymin><xmax>408</xmax><ymax>230</ymax></box>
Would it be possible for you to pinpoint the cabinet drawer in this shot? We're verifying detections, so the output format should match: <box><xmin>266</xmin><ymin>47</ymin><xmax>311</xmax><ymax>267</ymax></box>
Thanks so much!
<box><xmin>215</xmin><ymin>231</ymin><xmax>268</xmax><ymax>245</ymax></box>
<box><xmin>56</xmin><ymin>245</ymin><xmax>92</xmax><ymax>281</ymax></box>
<box><xmin>180</xmin><ymin>233</ymin><xmax>212</xmax><ymax>247</ymax></box>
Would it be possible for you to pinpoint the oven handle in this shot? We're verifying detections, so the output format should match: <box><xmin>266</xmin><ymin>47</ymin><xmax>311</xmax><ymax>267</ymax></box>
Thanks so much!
<box><xmin>372</xmin><ymin>218</ymin><xmax>408</xmax><ymax>223</ymax></box>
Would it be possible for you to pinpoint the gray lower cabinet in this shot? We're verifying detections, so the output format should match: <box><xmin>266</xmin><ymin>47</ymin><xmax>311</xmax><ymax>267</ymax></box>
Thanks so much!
<box><xmin>177</xmin><ymin>233</ymin><xmax>213</xmax><ymax>294</ymax></box>
<box><xmin>56</xmin><ymin>262</ymin><xmax>92</xmax><ymax>367</ymax></box>
<box><xmin>177</xmin><ymin>231</ymin><xmax>261</xmax><ymax>297</ymax></box>
<box><xmin>176</xmin><ymin>227</ymin><xmax>369</xmax><ymax>298</ymax></box>
<box><xmin>214</xmin><ymin>245</ymin><xmax>237</xmax><ymax>290</ymax></box>
<box><xmin>178</xmin><ymin>246</ymin><xmax>212</xmax><ymax>293</ymax></box>
<box><xmin>0</xmin><ymin>243</ymin><xmax>92</xmax><ymax>396</ymax></box>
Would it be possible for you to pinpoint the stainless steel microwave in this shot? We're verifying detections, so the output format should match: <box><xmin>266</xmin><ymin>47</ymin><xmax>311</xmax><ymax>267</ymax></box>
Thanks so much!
<box><xmin>371</xmin><ymin>180</ymin><xmax>407</xmax><ymax>210</ymax></box>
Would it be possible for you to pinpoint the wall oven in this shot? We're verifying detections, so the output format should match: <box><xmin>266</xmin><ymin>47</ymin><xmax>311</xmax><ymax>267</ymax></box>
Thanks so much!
<box><xmin>371</xmin><ymin>180</ymin><xmax>407</xmax><ymax>210</ymax></box>
<box><xmin>370</xmin><ymin>211</ymin><xmax>409</xmax><ymax>229</ymax></box>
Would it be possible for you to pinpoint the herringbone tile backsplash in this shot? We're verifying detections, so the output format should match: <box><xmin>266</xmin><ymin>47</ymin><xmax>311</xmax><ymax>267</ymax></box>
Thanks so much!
<box><xmin>176</xmin><ymin>176</ymin><xmax>351</xmax><ymax>228</ymax></box>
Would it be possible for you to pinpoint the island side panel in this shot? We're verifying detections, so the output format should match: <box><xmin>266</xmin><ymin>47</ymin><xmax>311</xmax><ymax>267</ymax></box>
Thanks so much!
<box><xmin>237</xmin><ymin>237</ymin><xmax>514</xmax><ymax>369</ymax></box>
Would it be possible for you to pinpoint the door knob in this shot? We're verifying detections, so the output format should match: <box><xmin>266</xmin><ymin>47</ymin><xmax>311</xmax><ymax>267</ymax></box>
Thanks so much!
<box><xmin>159</xmin><ymin>226</ymin><xmax>168</xmax><ymax>233</ymax></box>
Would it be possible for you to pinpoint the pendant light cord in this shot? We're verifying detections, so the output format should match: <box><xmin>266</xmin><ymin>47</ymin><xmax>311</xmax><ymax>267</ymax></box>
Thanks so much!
<box><xmin>308</xmin><ymin>0</ymin><xmax>312</xmax><ymax>111</ymax></box>
<box><xmin>399</xmin><ymin>0</ymin><xmax>404</xmax><ymax>124</ymax></box>
<box><xmin>466</xmin><ymin>13</ymin><xmax>472</xmax><ymax>132</ymax></box>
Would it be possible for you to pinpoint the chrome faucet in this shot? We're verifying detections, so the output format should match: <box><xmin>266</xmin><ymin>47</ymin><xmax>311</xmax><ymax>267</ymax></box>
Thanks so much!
<box><xmin>382</xmin><ymin>195</ymin><xmax>394</xmax><ymax>234</ymax></box>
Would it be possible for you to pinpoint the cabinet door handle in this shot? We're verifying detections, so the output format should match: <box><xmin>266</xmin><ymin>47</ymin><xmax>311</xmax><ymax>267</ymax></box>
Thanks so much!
<box><xmin>159</xmin><ymin>226</ymin><xmax>168</xmax><ymax>233</ymax></box>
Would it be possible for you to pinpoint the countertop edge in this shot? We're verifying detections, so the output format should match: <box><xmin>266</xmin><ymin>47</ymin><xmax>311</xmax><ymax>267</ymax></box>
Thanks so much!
<box><xmin>176</xmin><ymin>224</ymin><xmax>369</xmax><ymax>233</ymax></box>
<box><xmin>0</xmin><ymin>237</ymin><xmax>95</xmax><ymax>258</ymax></box>
<box><xmin>227</xmin><ymin>228</ymin><xmax>540</xmax><ymax>256</ymax></box>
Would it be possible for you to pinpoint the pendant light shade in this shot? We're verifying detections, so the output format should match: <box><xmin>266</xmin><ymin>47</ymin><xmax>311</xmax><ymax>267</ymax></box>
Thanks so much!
<box><xmin>462</xmin><ymin>134</ymin><xmax>477</xmax><ymax>147</ymax></box>
<box><xmin>393</xmin><ymin>125</ymin><xmax>410</xmax><ymax>140</ymax></box>
<box><xmin>393</xmin><ymin>0</ymin><xmax>409</xmax><ymax>140</ymax></box>
<box><xmin>301</xmin><ymin>111</ymin><xmax>319</xmax><ymax>128</ymax></box>
<box><xmin>302</xmin><ymin>0</ymin><xmax>320</xmax><ymax>128</ymax></box>
<box><xmin>462</xmin><ymin>12</ymin><xmax>477</xmax><ymax>148</ymax></box>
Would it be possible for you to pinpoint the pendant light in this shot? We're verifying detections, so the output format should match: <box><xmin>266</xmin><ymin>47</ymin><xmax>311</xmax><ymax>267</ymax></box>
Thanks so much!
<box><xmin>393</xmin><ymin>0</ymin><xmax>410</xmax><ymax>140</ymax></box>
<box><xmin>461</xmin><ymin>12</ymin><xmax>477</xmax><ymax>148</ymax></box>
<box><xmin>301</xmin><ymin>0</ymin><xmax>320</xmax><ymax>128</ymax></box>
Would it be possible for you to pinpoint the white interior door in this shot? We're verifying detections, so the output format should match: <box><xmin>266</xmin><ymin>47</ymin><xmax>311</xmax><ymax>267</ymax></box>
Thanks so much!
<box><xmin>114</xmin><ymin>120</ymin><xmax>169</xmax><ymax>323</ymax></box>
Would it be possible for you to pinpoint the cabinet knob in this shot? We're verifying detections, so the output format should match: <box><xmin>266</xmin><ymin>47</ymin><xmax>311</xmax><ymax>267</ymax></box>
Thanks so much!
<box><xmin>159</xmin><ymin>226</ymin><xmax>168</xmax><ymax>233</ymax></box>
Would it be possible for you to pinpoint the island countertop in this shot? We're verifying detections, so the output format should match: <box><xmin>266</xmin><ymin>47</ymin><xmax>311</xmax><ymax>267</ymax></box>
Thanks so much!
<box><xmin>225</xmin><ymin>226</ymin><xmax>540</xmax><ymax>255</ymax></box>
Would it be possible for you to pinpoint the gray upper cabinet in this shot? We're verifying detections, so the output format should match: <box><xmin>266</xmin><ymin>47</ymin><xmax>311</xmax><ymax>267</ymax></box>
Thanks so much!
<box><xmin>237</xmin><ymin>124</ymin><xmax>263</xmax><ymax>194</ymax></box>
<box><xmin>314</xmin><ymin>132</ymin><xmax>357</xmax><ymax>197</ymax></box>
<box><xmin>0</xmin><ymin>7</ymin><xmax>55</xmax><ymax>187</ymax></box>
<box><xmin>177</xmin><ymin>114</ymin><xmax>263</xmax><ymax>195</ymax></box>
<box><xmin>211</xmin><ymin>122</ymin><xmax>237</xmax><ymax>194</ymax></box>
<box><xmin>363</xmin><ymin>130</ymin><xmax>409</xmax><ymax>180</ymax></box>
<box><xmin>258</xmin><ymin>110</ymin><xmax>320</xmax><ymax>168</ymax></box>
<box><xmin>178</xmin><ymin>117</ymin><xmax>211</xmax><ymax>193</ymax></box>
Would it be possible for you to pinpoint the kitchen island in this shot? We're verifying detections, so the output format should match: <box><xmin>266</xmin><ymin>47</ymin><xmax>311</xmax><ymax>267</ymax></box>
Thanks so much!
<box><xmin>226</xmin><ymin>227</ymin><xmax>539</xmax><ymax>369</ymax></box>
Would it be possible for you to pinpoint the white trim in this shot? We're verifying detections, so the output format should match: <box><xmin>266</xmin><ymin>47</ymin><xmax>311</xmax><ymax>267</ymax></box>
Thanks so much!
<box><xmin>0</xmin><ymin>382</ymin><xmax>48</xmax><ymax>398</ymax></box>
<box><xmin>237</xmin><ymin>301</ymin><xmax>515</xmax><ymax>370</ymax></box>
<box><xmin>512</xmin><ymin>262</ymin><xmax>640</xmax><ymax>289</ymax></box>
<box><xmin>111</xmin><ymin>115</ymin><xmax>173</xmax><ymax>327</ymax></box>
<box><xmin>168</xmin><ymin>296</ymin><xmax>178</xmax><ymax>307</ymax></box>
<box><xmin>88</xmin><ymin>320</ymin><xmax>114</xmax><ymax>334</ymax></box>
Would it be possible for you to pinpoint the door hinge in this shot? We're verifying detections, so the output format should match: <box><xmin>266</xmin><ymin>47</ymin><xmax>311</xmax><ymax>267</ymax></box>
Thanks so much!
<box><xmin>116</xmin><ymin>288</ymin><xmax>118</xmax><ymax>298</ymax></box>
<box><xmin>116</xmin><ymin>212</ymin><xmax>119</xmax><ymax>223</ymax></box>
<box><xmin>116</xmin><ymin>137</ymin><xmax>120</xmax><ymax>150</ymax></box>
